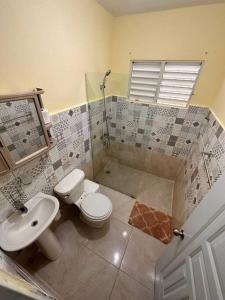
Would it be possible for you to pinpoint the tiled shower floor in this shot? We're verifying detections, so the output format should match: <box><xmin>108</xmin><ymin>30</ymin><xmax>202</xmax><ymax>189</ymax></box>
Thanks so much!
<box><xmin>15</xmin><ymin>185</ymin><xmax>167</xmax><ymax>300</ymax></box>
<box><xmin>95</xmin><ymin>160</ymin><xmax>174</xmax><ymax>215</ymax></box>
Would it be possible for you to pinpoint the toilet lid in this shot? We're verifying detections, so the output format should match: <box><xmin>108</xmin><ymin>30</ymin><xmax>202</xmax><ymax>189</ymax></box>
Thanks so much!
<box><xmin>81</xmin><ymin>193</ymin><xmax>112</xmax><ymax>220</ymax></box>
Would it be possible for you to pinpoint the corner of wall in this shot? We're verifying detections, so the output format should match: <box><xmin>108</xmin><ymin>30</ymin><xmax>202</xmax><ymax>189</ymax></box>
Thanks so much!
<box><xmin>210</xmin><ymin>77</ymin><xmax>225</xmax><ymax>130</ymax></box>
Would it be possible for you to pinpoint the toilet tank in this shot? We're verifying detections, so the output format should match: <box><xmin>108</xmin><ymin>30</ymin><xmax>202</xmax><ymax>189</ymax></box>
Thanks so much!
<box><xmin>54</xmin><ymin>169</ymin><xmax>85</xmax><ymax>204</ymax></box>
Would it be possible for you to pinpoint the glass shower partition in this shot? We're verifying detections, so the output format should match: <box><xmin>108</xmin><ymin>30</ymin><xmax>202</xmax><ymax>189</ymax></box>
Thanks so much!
<box><xmin>85</xmin><ymin>72</ymin><xmax>130</xmax><ymax>189</ymax></box>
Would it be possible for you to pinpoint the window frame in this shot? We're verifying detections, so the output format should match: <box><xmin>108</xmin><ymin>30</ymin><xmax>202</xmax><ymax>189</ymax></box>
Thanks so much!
<box><xmin>128</xmin><ymin>60</ymin><xmax>203</xmax><ymax>107</ymax></box>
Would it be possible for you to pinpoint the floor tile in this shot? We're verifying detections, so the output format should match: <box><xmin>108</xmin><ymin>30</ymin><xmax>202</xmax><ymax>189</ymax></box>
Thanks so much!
<box><xmin>13</xmin><ymin>185</ymin><xmax>170</xmax><ymax>300</ymax></box>
<box><xmin>110</xmin><ymin>271</ymin><xmax>154</xmax><ymax>300</ymax></box>
<box><xmin>79</xmin><ymin>217</ymin><xmax>133</xmax><ymax>268</ymax></box>
<box><xmin>121</xmin><ymin>228</ymin><xmax>165</xmax><ymax>289</ymax></box>
<box><xmin>100</xmin><ymin>184</ymin><xmax>135</xmax><ymax>224</ymax></box>
<box><xmin>112</xmin><ymin>198</ymin><xmax>136</xmax><ymax>224</ymax></box>
<box><xmin>55</xmin><ymin>217</ymin><xmax>89</xmax><ymax>245</ymax></box>
<box><xmin>100</xmin><ymin>184</ymin><xmax>133</xmax><ymax>211</ymax></box>
<box><xmin>96</xmin><ymin>160</ymin><xmax>174</xmax><ymax>215</ymax></box>
<box><xmin>24</xmin><ymin>221</ymin><xmax>118</xmax><ymax>300</ymax></box>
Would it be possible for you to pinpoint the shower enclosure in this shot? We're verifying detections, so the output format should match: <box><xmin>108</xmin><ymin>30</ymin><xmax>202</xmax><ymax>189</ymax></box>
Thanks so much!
<box><xmin>85</xmin><ymin>71</ymin><xmax>211</xmax><ymax>229</ymax></box>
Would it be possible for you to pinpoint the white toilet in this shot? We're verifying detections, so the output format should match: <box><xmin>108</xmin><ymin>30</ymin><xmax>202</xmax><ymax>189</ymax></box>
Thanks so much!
<box><xmin>54</xmin><ymin>169</ymin><xmax>112</xmax><ymax>228</ymax></box>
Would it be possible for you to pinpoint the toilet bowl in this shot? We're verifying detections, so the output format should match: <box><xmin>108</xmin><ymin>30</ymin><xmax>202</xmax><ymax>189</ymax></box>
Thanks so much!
<box><xmin>54</xmin><ymin>169</ymin><xmax>112</xmax><ymax>228</ymax></box>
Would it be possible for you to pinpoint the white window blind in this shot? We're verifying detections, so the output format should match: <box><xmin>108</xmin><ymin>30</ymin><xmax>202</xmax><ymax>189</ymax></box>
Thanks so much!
<box><xmin>128</xmin><ymin>61</ymin><xmax>202</xmax><ymax>107</ymax></box>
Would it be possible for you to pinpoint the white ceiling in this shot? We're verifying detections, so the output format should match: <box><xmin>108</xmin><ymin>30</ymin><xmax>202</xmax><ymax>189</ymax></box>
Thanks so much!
<box><xmin>97</xmin><ymin>0</ymin><xmax>225</xmax><ymax>16</ymax></box>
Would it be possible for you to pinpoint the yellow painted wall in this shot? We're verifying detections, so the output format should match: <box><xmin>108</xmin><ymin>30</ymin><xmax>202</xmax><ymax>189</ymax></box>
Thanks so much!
<box><xmin>111</xmin><ymin>4</ymin><xmax>225</xmax><ymax>107</ymax></box>
<box><xmin>0</xmin><ymin>0</ymin><xmax>113</xmax><ymax>113</ymax></box>
<box><xmin>212</xmin><ymin>78</ymin><xmax>225</xmax><ymax>128</ymax></box>
<box><xmin>1</xmin><ymin>2</ymin><xmax>225</xmax><ymax>113</ymax></box>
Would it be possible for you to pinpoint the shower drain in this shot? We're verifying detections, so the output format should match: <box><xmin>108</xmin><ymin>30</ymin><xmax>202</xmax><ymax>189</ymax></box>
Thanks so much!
<box><xmin>31</xmin><ymin>220</ymin><xmax>38</xmax><ymax>227</ymax></box>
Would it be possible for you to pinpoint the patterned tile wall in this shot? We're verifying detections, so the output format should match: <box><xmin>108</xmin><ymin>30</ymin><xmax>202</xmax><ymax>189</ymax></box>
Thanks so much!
<box><xmin>0</xmin><ymin>104</ymin><xmax>92</xmax><ymax>221</ymax></box>
<box><xmin>89</xmin><ymin>96</ymin><xmax>208</xmax><ymax>159</ymax></box>
<box><xmin>184</xmin><ymin>110</ymin><xmax>225</xmax><ymax>218</ymax></box>
<box><xmin>89</xmin><ymin>96</ymin><xmax>225</xmax><ymax>221</ymax></box>
<box><xmin>1</xmin><ymin>95</ymin><xmax>225</xmax><ymax>224</ymax></box>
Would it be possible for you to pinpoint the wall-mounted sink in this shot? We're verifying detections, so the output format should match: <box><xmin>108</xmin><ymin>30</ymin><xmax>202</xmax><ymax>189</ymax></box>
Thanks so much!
<box><xmin>0</xmin><ymin>192</ymin><xmax>62</xmax><ymax>260</ymax></box>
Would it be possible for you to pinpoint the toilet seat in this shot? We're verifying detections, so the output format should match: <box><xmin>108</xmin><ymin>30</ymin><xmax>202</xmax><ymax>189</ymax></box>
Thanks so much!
<box><xmin>80</xmin><ymin>193</ymin><xmax>112</xmax><ymax>221</ymax></box>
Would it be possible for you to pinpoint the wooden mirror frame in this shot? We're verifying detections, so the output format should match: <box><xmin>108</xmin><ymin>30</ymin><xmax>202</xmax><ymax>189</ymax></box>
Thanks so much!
<box><xmin>0</xmin><ymin>89</ymin><xmax>55</xmax><ymax>175</ymax></box>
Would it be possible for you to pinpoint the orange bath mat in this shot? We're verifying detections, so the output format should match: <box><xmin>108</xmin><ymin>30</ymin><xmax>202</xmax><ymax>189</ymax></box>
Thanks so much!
<box><xmin>128</xmin><ymin>201</ymin><xmax>173</xmax><ymax>244</ymax></box>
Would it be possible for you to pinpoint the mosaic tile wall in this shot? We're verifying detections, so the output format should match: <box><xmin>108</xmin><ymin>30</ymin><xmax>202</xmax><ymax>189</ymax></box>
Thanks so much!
<box><xmin>184</xmin><ymin>109</ymin><xmax>225</xmax><ymax>218</ymax></box>
<box><xmin>89</xmin><ymin>96</ymin><xmax>208</xmax><ymax>159</ymax></box>
<box><xmin>89</xmin><ymin>96</ymin><xmax>225</xmax><ymax>221</ymax></box>
<box><xmin>1</xmin><ymin>95</ymin><xmax>225</xmax><ymax>224</ymax></box>
<box><xmin>0</xmin><ymin>104</ymin><xmax>92</xmax><ymax>221</ymax></box>
<box><xmin>0</xmin><ymin>99</ymin><xmax>46</xmax><ymax>162</ymax></box>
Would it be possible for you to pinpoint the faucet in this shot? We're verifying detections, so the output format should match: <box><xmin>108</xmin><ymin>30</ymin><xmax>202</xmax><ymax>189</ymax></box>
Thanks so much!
<box><xmin>13</xmin><ymin>201</ymin><xmax>28</xmax><ymax>214</ymax></box>
<box><xmin>19</xmin><ymin>205</ymin><xmax>28</xmax><ymax>214</ymax></box>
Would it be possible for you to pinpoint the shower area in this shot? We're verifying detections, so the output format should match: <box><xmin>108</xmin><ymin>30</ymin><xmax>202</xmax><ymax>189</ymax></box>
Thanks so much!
<box><xmin>85</xmin><ymin>70</ymin><xmax>212</xmax><ymax>229</ymax></box>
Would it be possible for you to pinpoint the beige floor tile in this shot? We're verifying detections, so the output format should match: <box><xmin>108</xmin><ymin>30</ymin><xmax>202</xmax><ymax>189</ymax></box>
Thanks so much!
<box><xmin>70</xmin><ymin>277</ymin><xmax>118</xmax><ymax>300</ymax></box>
<box><xmin>23</xmin><ymin>221</ymin><xmax>118</xmax><ymax>300</ymax></box>
<box><xmin>112</xmin><ymin>198</ymin><xmax>136</xmax><ymax>224</ymax></box>
<box><xmin>121</xmin><ymin>228</ymin><xmax>166</xmax><ymax>289</ymax></box>
<box><xmin>96</xmin><ymin>160</ymin><xmax>174</xmax><ymax>215</ymax></box>
<box><xmin>14</xmin><ymin>185</ymin><xmax>169</xmax><ymax>300</ymax></box>
<box><xmin>100</xmin><ymin>184</ymin><xmax>133</xmax><ymax>211</ymax></box>
<box><xmin>54</xmin><ymin>213</ymin><xmax>132</xmax><ymax>268</ymax></box>
<box><xmin>110</xmin><ymin>271</ymin><xmax>154</xmax><ymax>300</ymax></box>
<box><xmin>55</xmin><ymin>216</ymin><xmax>89</xmax><ymax>245</ymax></box>
<box><xmin>81</xmin><ymin>217</ymin><xmax>133</xmax><ymax>268</ymax></box>
<box><xmin>100</xmin><ymin>184</ymin><xmax>135</xmax><ymax>224</ymax></box>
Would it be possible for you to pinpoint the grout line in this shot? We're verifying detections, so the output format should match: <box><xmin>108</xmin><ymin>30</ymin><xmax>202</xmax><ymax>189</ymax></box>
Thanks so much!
<box><xmin>76</xmin><ymin>242</ymin><xmax>120</xmax><ymax>299</ymax></box>
<box><xmin>108</xmin><ymin>268</ymin><xmax>120</xmax><ymax>300</ymax></box>
<box><xmin>119</xmin><ymin>269</ymin><xmax>155</xmax><ymax>294</ymax></box>
<box><xmin>119</xmin><ymin>267</ymin><xmax>155</xmax><ymax>293</ymax></box>
<box><xmin>116</xmin><ymin>225</ymin><xmax>157</xmax><ymax>292</ymax></box>
<box><xmin>79</xmin><ymin>217</ymin><xmax>133</xmax><ymax>271</ymax></box>
<box><xmin>118</xmin><ymin>225</ymin><xmax>133</xmax><ymax>270</ymax></box>
<box><xmin>108</xmin><ymin>224</ymin><xmax>133</xmax><ymax>299</ymax></box>
<box><xmin>153</xmin><ymin>263</ymin><xmax>156</xmax><ymax>298</ymax></box>
<box><xmin>81</xmin><ymin>242</ymin><xmax>118</xmax><ymax>269</ymax></box>
<box><xmin>111</xmin><ymin>215</ymin><xmax>133</xmax><ymax>227</ymax></box>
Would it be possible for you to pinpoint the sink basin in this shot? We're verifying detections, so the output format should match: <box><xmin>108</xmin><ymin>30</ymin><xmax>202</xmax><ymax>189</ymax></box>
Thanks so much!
<box><xmin>0</xmin><ymin>192</ymin><xmax>62</xmax><ymax>260</ymax></box>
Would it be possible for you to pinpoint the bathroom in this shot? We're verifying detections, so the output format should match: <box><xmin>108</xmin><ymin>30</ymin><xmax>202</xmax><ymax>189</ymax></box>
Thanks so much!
<box><xmin>1</xmin><ymin>0</ymin><xmax>225</xmax><ymax>299</ymax></box>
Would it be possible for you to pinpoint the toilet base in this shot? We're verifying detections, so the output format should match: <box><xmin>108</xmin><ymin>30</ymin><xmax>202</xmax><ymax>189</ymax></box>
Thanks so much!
<box><xmin>80</xmin><ymin>213</ymin><xmax>110</xmax><ymax>228</ymax></box>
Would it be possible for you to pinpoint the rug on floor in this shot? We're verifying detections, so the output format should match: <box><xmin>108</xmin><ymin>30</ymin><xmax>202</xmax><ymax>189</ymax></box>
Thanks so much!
<box><xmin>128</xmin><ymin>201</ymin><xmax>173</xmax><ymax>244</ymax></box>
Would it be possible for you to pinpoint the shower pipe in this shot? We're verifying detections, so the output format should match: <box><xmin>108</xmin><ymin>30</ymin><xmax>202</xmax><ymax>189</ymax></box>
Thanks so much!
<box><xmin>199</xmin><ymin>134</ymin><xmax>214</xmax><ymax>188</ymax></box>
<box><xmin>100</xmin><ymin>70</ymin><xmax>111</xmax><ymax>149</ymax></box>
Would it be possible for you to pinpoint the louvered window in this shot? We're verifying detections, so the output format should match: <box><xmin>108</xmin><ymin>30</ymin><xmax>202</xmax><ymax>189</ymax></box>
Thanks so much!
<box><xmin>128</xmin><ymin>61</ymin><xmax>202</xmax><ymax>107</ymax></box>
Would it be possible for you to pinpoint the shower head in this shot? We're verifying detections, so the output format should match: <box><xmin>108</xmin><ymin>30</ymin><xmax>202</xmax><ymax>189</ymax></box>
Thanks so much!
<box><xmin>105</xmin><ymin>69</ymin><xmax>111</xmax><ymax>77</ymax></box>
<box><xmin>100</xmin><ymin>69</ymin><xmax>111</xmax><ymax>90</ymax></box>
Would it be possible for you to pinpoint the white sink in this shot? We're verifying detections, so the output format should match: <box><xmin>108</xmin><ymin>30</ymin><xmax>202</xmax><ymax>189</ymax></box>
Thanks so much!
<box><xmin>0</xmin><ymin>192</ymin><xmax>62</xmax><ymax>260</ymax></box>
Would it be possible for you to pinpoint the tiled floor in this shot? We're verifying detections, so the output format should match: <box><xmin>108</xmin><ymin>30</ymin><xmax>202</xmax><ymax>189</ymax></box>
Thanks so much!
<box><xmin>15</xmin><ymin>185</ymin><xmax>167</xmax><ymax>300</ymax></box>
<box><xmin>96</xmin><ymin>160</ymin><xmax>174</xmax><ymax>215</ymax></box>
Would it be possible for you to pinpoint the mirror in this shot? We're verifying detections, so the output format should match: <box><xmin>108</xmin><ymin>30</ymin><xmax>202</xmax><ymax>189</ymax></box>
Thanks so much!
<box><xmin>0</xmin><ymin>90</ymin><xmax>52</xmax><ymax>173</ymax></box>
